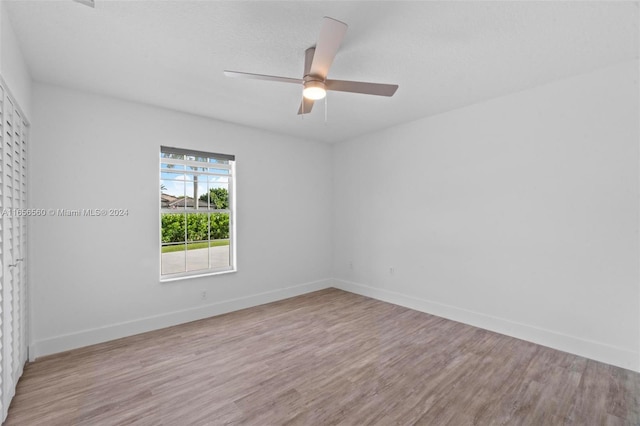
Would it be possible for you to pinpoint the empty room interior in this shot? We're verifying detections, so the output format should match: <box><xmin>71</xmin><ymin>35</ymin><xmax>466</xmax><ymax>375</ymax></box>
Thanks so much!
<box><xmin>0</xmin><ymin>0</ymin><xmax>639</xmax><ymax>424</ymax></box>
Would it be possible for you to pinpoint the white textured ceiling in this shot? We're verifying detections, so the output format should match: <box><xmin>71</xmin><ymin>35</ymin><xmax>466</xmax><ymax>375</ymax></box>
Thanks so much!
<box><xmin>5</xmin><ymin>1</ymin><xmax>639</xmax><ymax>143</ymax></box>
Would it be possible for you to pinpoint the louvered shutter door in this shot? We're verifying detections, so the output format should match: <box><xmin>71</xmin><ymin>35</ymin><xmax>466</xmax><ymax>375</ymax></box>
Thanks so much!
<box><xmin>0</xmin><ymin>80</ymin><xmax>29</xmax><ymax>421</ymax></box>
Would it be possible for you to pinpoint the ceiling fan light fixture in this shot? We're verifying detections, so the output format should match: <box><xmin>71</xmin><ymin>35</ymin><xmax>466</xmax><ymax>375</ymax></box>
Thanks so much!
<box><xmin>303</xmin><ymin>80</ymin><xmax>326</xmax><ymax>100</ymax></box>
<box><xmin>224</xmin><ymin>17</ymin><xmax>398</xmax><ymax>115</ymax></box>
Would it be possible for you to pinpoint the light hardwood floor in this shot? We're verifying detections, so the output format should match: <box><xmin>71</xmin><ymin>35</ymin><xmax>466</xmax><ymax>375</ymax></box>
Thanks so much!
<box><xmin>5</xmin><ymin>288</ymin><xmax>640</xmax><ymax>425</ymax></box>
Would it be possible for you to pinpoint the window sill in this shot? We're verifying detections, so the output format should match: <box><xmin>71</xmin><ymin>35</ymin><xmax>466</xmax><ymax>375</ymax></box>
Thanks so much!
<box><xmin>160</xmin><ymin>268</ymin><xmax>237</xmax><ymax>283</ymax></box>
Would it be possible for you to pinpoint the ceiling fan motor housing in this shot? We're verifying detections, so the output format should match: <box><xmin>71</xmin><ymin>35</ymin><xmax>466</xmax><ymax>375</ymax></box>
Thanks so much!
<box><xmin>302</xmin><ymin>77</ymin><xmax>326</xmax><ymax>100</ymax></box>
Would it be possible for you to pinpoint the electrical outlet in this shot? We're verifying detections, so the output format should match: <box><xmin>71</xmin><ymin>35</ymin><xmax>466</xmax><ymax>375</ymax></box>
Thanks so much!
<box><xmin>389</xmin><ymin>267</ymin><xmax>395</xmax><ymax>275</ymax></box>
<box><xmin>349</xmin><ymin>261</ymin><xmax>353</xmax><ymax>270</ymax></box>
<box><xmin>201</xmin><ymin>291</ymin><xmax>207</xmax><ymax>300</ymax></box>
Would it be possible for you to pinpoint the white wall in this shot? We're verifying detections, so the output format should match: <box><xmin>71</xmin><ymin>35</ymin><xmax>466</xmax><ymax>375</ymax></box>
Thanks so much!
<box><xmin>29</xmin><ymin>83</ymin><xmax>333</xmax><ymax>357</ymax></box>
<box><xmin>0</xmin><ymin>1</ymin><xmax>31</xmax><ymax>119</ymax></box>
<box><xmin>333</xmin><ymin>60</ymin><xmax>640</xmax><ymax>371</ymax></box>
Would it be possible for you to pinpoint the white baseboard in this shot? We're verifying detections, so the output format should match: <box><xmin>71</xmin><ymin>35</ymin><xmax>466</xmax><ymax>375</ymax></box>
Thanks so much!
<box><xmin>29</xmin><ymin>279</ymin><xmax>332</xmax><ymax>361</ymax></box>
<box><xmin>333</xmin><ymin>278</ymin><xmax>639</xmax><ymax>372</ymax></box>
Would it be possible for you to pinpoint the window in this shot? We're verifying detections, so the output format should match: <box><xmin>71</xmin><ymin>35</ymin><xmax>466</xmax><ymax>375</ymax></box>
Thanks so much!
<box><xmin>160</xmin><ymin>146</ymin><xmax>236</xmax><ymax>280</ymax></box>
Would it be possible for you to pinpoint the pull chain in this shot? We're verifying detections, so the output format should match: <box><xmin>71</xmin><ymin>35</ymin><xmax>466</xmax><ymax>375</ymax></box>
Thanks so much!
<box><xmin>324</xmin><ymin>94</ymin><xmax>327</xmax><ymax>124</ymax></box>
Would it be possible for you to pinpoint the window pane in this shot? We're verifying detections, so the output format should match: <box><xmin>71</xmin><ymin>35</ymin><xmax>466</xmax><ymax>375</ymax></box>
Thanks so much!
<box><xmin>207</xmin><ymin>175</ymin><xmax>229</xmax><ymax>184</ymax></box>
<box><xmin>186</xmin><ymin>242</ymin><xmax>210</xmax><ymax>272</ymax></box>
<box><xmin>161</xmin><ymin>152</ymin><xmax>184</xmax><ymax>160</ymax></box>
<box><xmin>161</xmin><ymin>171</ymin><xmax>185</xmax><ymax>181</ymax></box>
<box><xmin>161</xmin><ymin>163</ymin><xmax>185</xmax><ymax>171</ymax></box>
<box><xmin>186</xmin><ymin>213</ymin><xmax>209</xmax><ymax>242</ymax></box>
<box><xmin>162</xmin><ymin>247</ymin><xmax>186</xmax><ymax>275</ymax></box>
<box><xmin>210</xmin><ymin>239</ymin><xmax>230</xmax><ymax>269</ymax></box>
<box><xmin>187</xmin><ymin>166</ymin><xmax>208</xmax><ymax>173</ymax></box>
<box><xmin>208</xmin><ymin>158</ymin><xmax>229</xmax><ymax>165</ymax></box>
<box><xmin>161</xmin><ymin>179</ymin><xmax>186</xmax><ymax>208</ymax></box>
<box><xmin>195</xmin><ymin>181</ymin><xmax>209</xmax><ymax>209</ymax></box>
<box><xmin>161</xmin><ymin>213</ymin><xmax>186</xmax><ymax>244</ymax></box>
<box><xmin>182</xmin><ymin>182</ymin><xmax>195</xmax><ymax>208</ymax></box>
<box><xmin>207</xmin><ymin>168</ymin><xmax>229</xmax><ymax>175</ymax></box>
<box><xmin>205</xmin><ymin>185</ymin><xmax>229</xmax><ymax>210</ymax></box>
<box><xmin>161</xmin><ymin>213</ymin><xmax>187</xmax><ymax>275</ymax></box>
<box><xmin>210</xmin><ymin>212</ymin><xmax>230</xmax><ymax>240</ymax></box>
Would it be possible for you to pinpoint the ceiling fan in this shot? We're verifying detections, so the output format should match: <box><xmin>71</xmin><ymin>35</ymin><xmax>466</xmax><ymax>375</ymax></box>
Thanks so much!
<box><xmin>224</xmin><ymin>17</ymin><xmax>399</xmax><ymax>115</ymax></box>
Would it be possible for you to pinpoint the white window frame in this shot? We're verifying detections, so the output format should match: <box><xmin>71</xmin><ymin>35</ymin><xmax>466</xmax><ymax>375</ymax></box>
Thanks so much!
<box><xmin>159</xmin><ymin>146</ymin><xmax>236</xmax><ymax>282</ymax></box>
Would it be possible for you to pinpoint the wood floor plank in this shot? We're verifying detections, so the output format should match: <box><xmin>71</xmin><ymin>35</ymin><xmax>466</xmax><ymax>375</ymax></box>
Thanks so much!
<box><xmin>5</xmin><ymin>288</ymin><xmax>640</xmax><ymax>425</ymax></box>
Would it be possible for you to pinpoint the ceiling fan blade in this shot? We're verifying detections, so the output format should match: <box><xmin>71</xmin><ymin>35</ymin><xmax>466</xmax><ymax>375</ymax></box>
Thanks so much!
<box><xmin>303</xmin><ymin>47</ymin><xmax>315</xmax><ymax>77</ymax></box>
<box><xmin>74</xmin><ymin>0</ymin><xmax>95</xmax><ymax>7</ymax></box>
<box><xmin>223</xmin><ymin>71</ymin><xmax>303</xmax><ymax>85</ymax></box>
<box><xmin>326</xmin><ymin>79</ymin><xmax>399</xmax><ymax>97</ymax></box>
<box><xmin>297</xmin><ymin>98</ymin><xmax>315</xmax><ymax>115</ymax></box>
<box><xmin>309</xmin><ymin>17</ymin><xmax>348</xmax><ymax>79</ymax></box>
